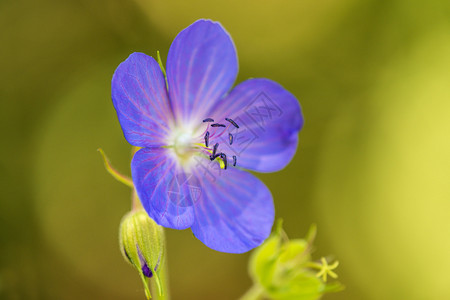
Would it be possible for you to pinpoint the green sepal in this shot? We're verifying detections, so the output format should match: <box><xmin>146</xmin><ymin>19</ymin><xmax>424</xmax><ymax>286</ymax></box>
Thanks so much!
<box><xmin>97</xmin><ymin>148</ymin><xmax>133</xmax><ymax>188</ymax></box>
<box><xmin>156</xmin><ymin>50</ymin><xmax>169</xmax><ymax>91</ymax></box>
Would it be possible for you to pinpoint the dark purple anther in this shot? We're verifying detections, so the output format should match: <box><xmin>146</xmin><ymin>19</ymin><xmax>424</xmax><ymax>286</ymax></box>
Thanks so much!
<box><xmin>225</xmin><ymin>118</ymin><xmax>239</xmax><ymax>128</ymax></box>
<box><xmin>229</xmin><ymin>133</ymin><xmax>233</xmax><ymax>145</ymax></box>
<box><xmin>212</xmin><ymin>143</ymin><xmax>219</xmax><ymax>157</ymax></box>
<box><xmin>210</xmin><ymin>153</ymin><xmax>220</xmax><ymax>161</ymax></box>
<box><xmin>204</xmin><ymin>131</ymin><xmax>210</xmax><ymax>147</ymax></box>
<box><xmin>233</xmin><ymin>155</ymin><xmax>237</xmax><ymax>166</ymax></box>
<box><xmin>203</xmin><ymin>118</ymin><xmax>214</xmax><ymax>122</ymax></box>
<box><xmin>220</xmin><ymin>153</ymin><xmax>228</xmax><ymax>170</ymax></box>
<box><xmin>211</xmin><ymin>123</ymin><xmax>226</xmax><ymax>127</ymax></box>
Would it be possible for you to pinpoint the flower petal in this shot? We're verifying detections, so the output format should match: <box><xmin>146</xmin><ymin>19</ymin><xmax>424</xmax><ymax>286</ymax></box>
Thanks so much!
<box><xmin>191</xmin><ymin>166</ymin><xmax>274</xmax><ymax>253</ymax></box>
<box><xmin>131</xmin><ymin>148</ymin><xmax>195</xmax><ymax>230</ymax></box>
<box><xmin>112</xmin><ymin>52</ymin><xmax>173</xmax><ymax>147</ymax></box>
<box><xmin>214</xmin><ymin>79</ymin><xmax>303</xmax><ymax>172</ymax></box>
<box><xmin>166</xmin><ymin>19</ymin><xmax>238</xmax><ymax>124</ymax></box>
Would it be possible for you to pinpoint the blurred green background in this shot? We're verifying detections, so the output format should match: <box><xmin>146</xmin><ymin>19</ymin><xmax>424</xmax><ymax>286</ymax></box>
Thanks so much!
<box><xmin>1</xmin><ymin>0</ymin><xmax>449</xmax><ymax>299</ymax></box>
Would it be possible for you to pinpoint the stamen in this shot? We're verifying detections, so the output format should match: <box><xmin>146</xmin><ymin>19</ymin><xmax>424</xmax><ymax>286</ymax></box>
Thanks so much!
<box><xmin>199</xmin><ymin>119</ymin><xmax>233</xmax><ymax>170</ymax></box>
<box><xmin>212</xmin><ymin>143</ymin><xmax>219</xmax><ymax>157</ymax></box>
<box><xmin>204</xmin><ymin>131</ymin><xmax>210</xmax><ymax>147</ymax></box>
<box><xmin>210</xmin><ymin>143</ymin><xmax>220</xmax><ymax>161</ymax></box>
<box><xmin>210</xmin><ymin>153</ymin><xmax>220</xmax><ymax>161</ymax></box>
<box><xmin>225</xmin><ymin>118</ymin><xmax>239</xmax><ymax>128</ymax></box>
<box><xmin>220</xmin><ymin>153</ymin><xmax>227</xmax><ymax>169</ymax></box>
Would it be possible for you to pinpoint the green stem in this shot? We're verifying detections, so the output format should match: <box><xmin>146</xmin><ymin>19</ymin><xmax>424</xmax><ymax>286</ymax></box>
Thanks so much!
<box><xmin>131</xmin><ymin>188</ymin><xmax>143</xmax><ymax>211</ymax></box>
<box><xmin>239</xmin><ymin>284</ymin><xmax>265</xmax><ymax>300</ymax></box>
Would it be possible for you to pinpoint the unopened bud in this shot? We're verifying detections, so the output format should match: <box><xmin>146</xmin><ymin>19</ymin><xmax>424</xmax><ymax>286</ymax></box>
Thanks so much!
<box><xmin>119</xmin><ymin>209</ymin><xmax>165</xmax><ymax>299</ymax></box>
<box><xmin>248</xmin><ymin>221</ymin><xmax>343</xmax><ymax>300</ymax></box>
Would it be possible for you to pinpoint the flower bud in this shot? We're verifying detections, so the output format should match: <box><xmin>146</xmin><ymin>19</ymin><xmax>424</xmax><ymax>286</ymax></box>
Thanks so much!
<box><xmin>248</xmin><ymin>221</ymin><xmax>343</xmax><ymax>300</ymax></box>
<box><xmin>119</xmin><ymin>209</ymin><xmax>165</xmax><ymax>299</ymax></box>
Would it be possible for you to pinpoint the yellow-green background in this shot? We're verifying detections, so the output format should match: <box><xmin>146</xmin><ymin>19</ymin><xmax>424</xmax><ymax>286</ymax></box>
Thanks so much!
<box><xmin>1</xmin><ymin>1</ymin><xmax>449</xmax><ymax>299</ymax></box>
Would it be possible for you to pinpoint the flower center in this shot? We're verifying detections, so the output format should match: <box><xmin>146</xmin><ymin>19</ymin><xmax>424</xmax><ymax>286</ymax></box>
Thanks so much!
<box><xmin>174</xmin><ymin>132</ymin><xmax>193</xmax><ymax>156</ymax></box>
<box><xmin>169</xmin><ymin>130</ymin><xmax>198</xmax><ymax>167</ymax></box>
<box><xmin>168</xmin><ymin>117</ymin><xmax>239</xmax><ymax>170</ymax></box>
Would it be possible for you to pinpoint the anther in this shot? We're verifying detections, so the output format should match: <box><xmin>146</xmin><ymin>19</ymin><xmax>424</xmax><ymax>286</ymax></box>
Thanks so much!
<box><xmin>210</xmin><ymin>153</ymin><xmax>220</xmax><ymax>161</ymax></box>
<box><xmin>229</xmin><ymin>133</ymin><xmax>233</xmax><ymax>145</ymax></box>
<box><xmin>220</xmin><ymin>153</ymin><xmax>227</xmax><ymax>169</ymax></box>
<box><xmin>233</xmin><ymin>155</ymin><xmax>237</xmax><ymax>166</ymax></box>
<box><xmin>211</xmin><ymin>123</ymin><xmax>226</xmax><ymax>127</ymax></box>
<box><xmin>212</xmin><ymin>143</ymin><xmax>219</xmax><ymax>157</ymax></box>
<box><xmin>225</xmin><ymin>118</ymin><xmax>239</xmax><ymax>128</ymax></box>
<box><xmin>203</xmin><ymin>118</ymin><xmax>214</xmax><ymax>122</ymax></box>
<box><xmin>204</xmin><ymin>131</ymin><xmax>210</xmax><ymax>147</ymax></box>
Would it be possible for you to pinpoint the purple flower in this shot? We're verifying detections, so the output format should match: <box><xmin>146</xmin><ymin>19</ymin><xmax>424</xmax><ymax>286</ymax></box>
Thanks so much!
<box><xmin>111</xmin><ymin>20</ymin><xmax>303</xmax><ymax>253</ymax></box>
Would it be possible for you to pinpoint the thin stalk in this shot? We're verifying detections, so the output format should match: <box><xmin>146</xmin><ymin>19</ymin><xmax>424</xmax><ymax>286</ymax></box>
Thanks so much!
<box><xmin>239</xmin><ymin>284</ymin><xmax>265</xmax><ymax>300</ymax></box>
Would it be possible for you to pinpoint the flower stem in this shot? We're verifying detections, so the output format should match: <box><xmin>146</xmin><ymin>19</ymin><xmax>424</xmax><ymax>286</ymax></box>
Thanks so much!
<box><xmin>239</xmin><ymin>284</ymin><xmax>265</xmax><ymax>300</ymax></box>
<box><xmin>131</xmin><ymin>188</ymin><xmax>143</xmax><ymax>211</ymax></box>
